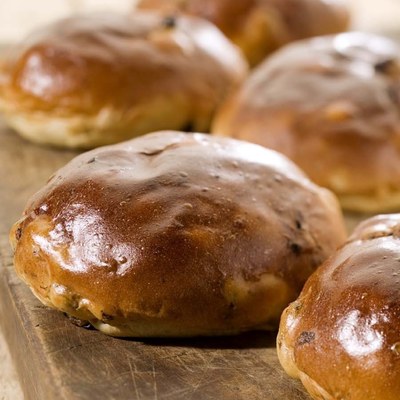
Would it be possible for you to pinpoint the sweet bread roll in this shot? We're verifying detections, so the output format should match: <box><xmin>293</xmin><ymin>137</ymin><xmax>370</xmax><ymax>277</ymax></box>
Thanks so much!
<box><xmin>10</xmin><ymin>131</ymin><xmax>346</xmax><ymax>337</ymax></box>
<box><xmin>0</xmin><ymin>13</ymin><xmax>247</xmax><ymax>149</ymax></box>
<box><xmin>213</xmin><ymin>32</ymin><xmax>400</xmax><ymax>213</ymax></box>
<box><xmin>278</xmin><ymin>214</ymin><xmax>400</xmax><ymax>400</ymax></box>
<box><xmin>136</xmin><ymin>0</ymin><xmax>350</xmax><ymax>66</ymax></box>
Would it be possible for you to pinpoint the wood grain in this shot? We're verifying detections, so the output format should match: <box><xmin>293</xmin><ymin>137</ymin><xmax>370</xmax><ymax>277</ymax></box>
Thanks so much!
<box><xmin>0</xmin><ymin>121</ymin><xmax>367</xmax><ymax>400</ymax></box>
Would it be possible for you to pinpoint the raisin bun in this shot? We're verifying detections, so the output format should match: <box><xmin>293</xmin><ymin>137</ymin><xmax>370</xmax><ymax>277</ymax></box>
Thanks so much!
<box><xmin>0</xmin><ymin>12</ymin><xmax>247</xmax><ymax>149</ymax></box>
<box><xmin>213</xmin><ymin>32</ymin><xmax>400</xmax><ymax>213</ymax></box>
<box><xmin>10</xmin><ymin>131</ymin><xmax>346</xmax><ymax>337</ymax></box>
<box><xmin>278</xmin><ymin>214</ymin><xmax>400</xmax><ymax>400</ymax></box>
<box><xmin>136</xmin><ymin>0</ymin><xmax>350</xmax><ymax>66</ymax></box>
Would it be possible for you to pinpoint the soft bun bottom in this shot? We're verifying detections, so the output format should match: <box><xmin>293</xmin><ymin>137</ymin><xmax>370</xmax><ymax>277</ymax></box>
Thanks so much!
<box><xmin>21</xmin><ymin>274</ymin><xmax>292</xmax><ymax>337</ymax></box>
<box><xmin>1</xmin><ymin>97</ymin><xmax>208</xmax><ymax>149</ymax></box>
<box><xmin>12</xmin><ymin>214</ymin><xmax>293</xmax><ymax>337</ymax></box>
<box><xmin>44</xmin><ymin>273</ymin><xmax>290</xmax><ymax>337</ymax></box>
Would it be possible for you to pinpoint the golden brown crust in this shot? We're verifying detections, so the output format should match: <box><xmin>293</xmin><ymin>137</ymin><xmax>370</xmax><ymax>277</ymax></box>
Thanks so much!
<box><xmin>10</xmin><ymin>131</ymin><xmax>346</xmax><ymax>337</ymax></box>
<box><xmin>277</xmin><ymin>214</ymin><xmax>400</xmax><ymax>400</ymax></box>
<box><xmin>213</xmin><ymin>32</ymin><xmax>400</xmax><ymax>212</ymax></box>
<box><xmin>0</xmin><ymin>12</ymin><xmax>247</xmax><ymax>149</ymax></box>
<box><xmin>136</xmin><ymin>0</ymin><xmax>350</xmax><ymax>66</ymax></box>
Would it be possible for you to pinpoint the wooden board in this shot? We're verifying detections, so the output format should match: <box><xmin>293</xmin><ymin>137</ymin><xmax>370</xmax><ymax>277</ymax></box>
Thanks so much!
<box><xmin>0</xmin><ymin>121</ymin><xmax>366</xmax><ymax>400</ymax></box>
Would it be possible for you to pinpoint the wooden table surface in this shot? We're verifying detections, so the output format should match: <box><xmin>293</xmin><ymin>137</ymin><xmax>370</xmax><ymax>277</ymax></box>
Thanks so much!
<box><xmin>0</xmin><ymin>330</ymin><xmax>22</xmax><ymax>400</ymax></box>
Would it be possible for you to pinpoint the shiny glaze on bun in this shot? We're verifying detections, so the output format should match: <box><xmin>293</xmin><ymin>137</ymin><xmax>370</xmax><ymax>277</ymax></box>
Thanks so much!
<box><xmin>0</xmin><ymin>13</ymin><xmax>247</xmax><ymax>148</ymax></box>
<box><xmin>10</xmin><ymin>131</ymin><xmax>346</xmax><ymax>337</ymax></box>
<box><xmin>278</xmin><ymin>214</ymin><xmax>400</xmax><ymax>400</ymax></box>
<box><xmin>213</xmin><ymin>32</ymin><xmax>400</xmax><ymax>212</ymax></box>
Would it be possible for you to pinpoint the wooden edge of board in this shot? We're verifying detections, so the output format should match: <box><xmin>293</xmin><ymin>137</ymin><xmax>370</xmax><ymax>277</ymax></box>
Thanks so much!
<box><xmin>0</xmin><ymin>242</ymin><xmax>66</xmax><ymax>400</ymax></box>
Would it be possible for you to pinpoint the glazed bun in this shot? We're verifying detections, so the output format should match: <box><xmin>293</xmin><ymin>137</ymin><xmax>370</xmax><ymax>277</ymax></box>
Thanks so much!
<box><xmin>10</xmin><ymin>131</ymin><xmax>346</xmax><ymax>337</ymax></box>
<box><xmin>0</xmin><ymin>13</ymin><xmax>247</xmax><ymax>149</ymax></box>
<box><xmin>278</xmin><ymin>214</ymin><xmax>400</xmax><ymax>400</ymax></box>
<box><xmin>213</xmin><ymin>32</ymin><xmax>400</xmax><ymax>213</ymax></box>
<box><xmin>136</xmin><ymin>0</ymin><xmax>350</xmax><ymax>66</ymax></box>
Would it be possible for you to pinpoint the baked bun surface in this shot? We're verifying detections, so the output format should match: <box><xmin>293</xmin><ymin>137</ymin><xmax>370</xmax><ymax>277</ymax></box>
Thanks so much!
<box><xmin>0</xmin><ymin>13</ymin><xmax>247</xmax><ymax>149</ymax></box>
<box><xmin>10</xmin><ymin>131</ymin><xmax>346</xmax><ymax>337</ymax></box>
<box><xmin>213</xmin><ymin>32</ymin><xmax>400</xmax><ymax>212</ymax></box>
<box><xmin>278</xmin><ymin>214</ymin><xmax>400</xmax><ymax>400</ymax></box>
<box><xmin>136</xmin><ymin>0</ymin><xmax>350</xmax><ymax>66</ymax></box>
